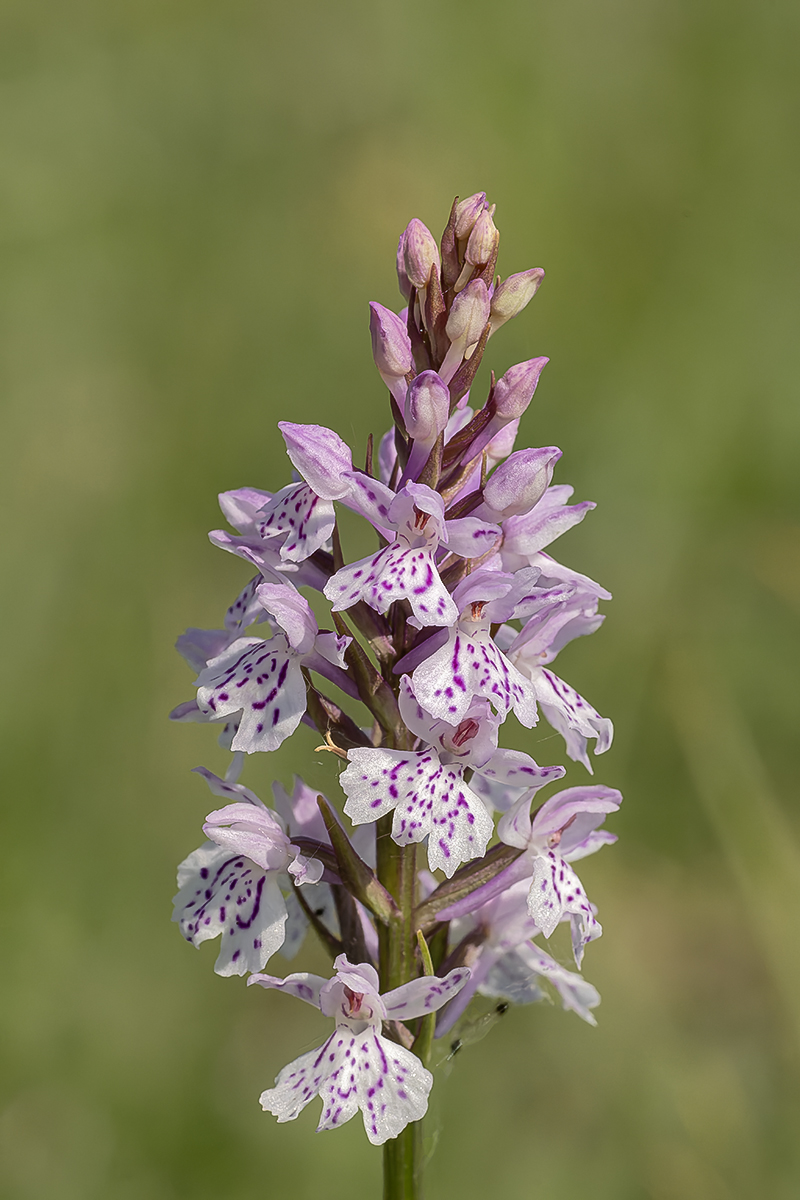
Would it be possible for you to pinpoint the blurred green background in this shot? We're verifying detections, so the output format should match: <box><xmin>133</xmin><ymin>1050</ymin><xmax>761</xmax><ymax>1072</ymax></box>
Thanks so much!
<box><xmin>2</xmin><ymin>0</ymin><xmax>799</xmax><ymax>1197</ymax></box>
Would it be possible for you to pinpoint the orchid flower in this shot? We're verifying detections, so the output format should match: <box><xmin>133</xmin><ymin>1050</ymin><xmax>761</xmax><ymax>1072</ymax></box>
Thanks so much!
<box><xmin>438</xmin><ymin>785</ymin><xmax>621</xmax><ymax>966</ymax></box>
<box><xmin>172</xmin><ymin>768</ymin><xmax>323</xmax><ymax>976</ymax></box>
<box><xmin>324</xmin><ymin>481</ymin><xmax>499</xmax><ymax>628</ymax></box>
<box><xmin>339</xmin><ymin>678</ymin><xmax>562</xmax><ymax>875</ymax></box>
<box><xmin>193</xmin><ymin>580</ymin><xmax>351</xmax><ymax>753</ymax></box>
<box><xmin>435</xmin><ymin>880</ymin><xmax>600</xmax><ymax>1035</ymax></box>
<box><xmin>495</xmin><ymin>579</ymin><xmax>614</xmax><ymax>770</ymax></box>
<box><xmin>249</xmin><ymin>955</ymin><xmax>469</xmax><ymax>1145</ymax></box>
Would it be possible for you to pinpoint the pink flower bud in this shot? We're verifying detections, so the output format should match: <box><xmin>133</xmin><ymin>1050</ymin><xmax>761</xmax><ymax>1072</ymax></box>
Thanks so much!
<box><xmin>454</xmin><ymin>192</ymin><xmax>488</xmax><ymax>239</ymax></box>
<box><xmin>369</xmin><ymin>303</ymin><xmax>413</xmax><ymax>378</ymax></box>
<box><xmin>482</xmin><ymin>447</ymin><xmax>562</xmax><ymax>518</ymax></box>
<box><xmin>465</xmin><ymin>208</ymin><xmax>499</xmax><ymax>267</ymax></box>
<box><xmin>445</xmin><ymin>279</ymin><xmax>491</xmax><ymax>347</ymax></box>
<box><xmin>404</xmin><ymin>371</ymin><xmax>450</xmax><ymax>443</ymax></box>
<box><xmin>493</xmin><ymin>357</ymin><xmax>549</xmax><ymax>419</ymax></box>
<box><xmin>402</xmin><ymin>219</ymin><xmax>441</xmax><ymax>289</ymax></box>
<box><xmin>490</xmin><ymin>269</ymin><xmax>545</xmax><ymax>327</ymax></box>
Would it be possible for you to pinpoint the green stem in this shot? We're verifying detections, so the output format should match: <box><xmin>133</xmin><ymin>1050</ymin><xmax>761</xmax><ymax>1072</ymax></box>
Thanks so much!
<box><xmin>383</xmin><ymin>1121</ymin><xmax>423</xmax><ymax>1200</ymax></box>
<box><xmin>377</xmin><ymin>823</ymin><xmax>423</xmax><ymax>1199</ymax></box>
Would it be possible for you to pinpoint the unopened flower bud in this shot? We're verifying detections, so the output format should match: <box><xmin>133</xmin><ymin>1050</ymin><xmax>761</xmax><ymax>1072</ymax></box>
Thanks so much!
<box><xmin>445</xmin><ymin>279</ymin><xmax>491</xmax><ymax>346</ymax></box>
<box><xmin>404</xmin><ymin>371</ymin><xmax>450</xmax><ymax>443</ymax></box>
<box><xmin>403</xmin><ymin>219</ymin><xmax>441</xmax><ymax>290</ymax></box>
<box><xmin>490</xmin><ymin>269</ymin><xmax>545</xmax><ymax>331</ymax></box>
<box><xmin>454</xmin><ymin>192</ymin><xmax>488</xmax><ymax>239</ymax></box>
<box><xmin>458</xmin><ymin>357</ymin><xmax>550</xmax><ymax>464</ymax></box>
<box><xmin>439</xmin><ymin>279</ymin><xmax>491</xmax><ymax>384</ymax></box>
<box><xmin>482</xmin><ymin>446</ymin><xmax>562</xmax><ymax>518</ymax></box>
<box><xmin>465</xmin><ymin>208</ymin><xmax>499</xmax><ymax>268</ymax></box>
<box><xmin>369</xmin><ymin>303</ymin><xmax>413</xmax><ymax>379</ymax></box>
<box><xmin>493</xmin><ymin>357</ymin><xmax>549</xmax><ymax>419</ymax></box>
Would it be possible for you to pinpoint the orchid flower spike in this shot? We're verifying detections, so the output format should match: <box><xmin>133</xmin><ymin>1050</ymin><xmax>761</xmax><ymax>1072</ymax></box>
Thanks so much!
<box><xmin>169</xmin><ymin>192</ymin><xmax>624</xmax><ymax>1173</ymax></box>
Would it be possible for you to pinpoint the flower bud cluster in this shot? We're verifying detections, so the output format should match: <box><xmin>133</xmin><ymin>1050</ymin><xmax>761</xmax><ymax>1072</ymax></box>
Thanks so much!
<box><xmin>170</xmin><ymin>193</ymin><xmax>621</xmax><ymax>1150</ymax></box>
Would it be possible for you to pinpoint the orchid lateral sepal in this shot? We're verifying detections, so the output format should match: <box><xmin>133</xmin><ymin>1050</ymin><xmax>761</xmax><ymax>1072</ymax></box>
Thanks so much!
<box><xmin>316</xmin><ymin>795</ymin><xmax>400</xmax><ymax>925</ymax></box>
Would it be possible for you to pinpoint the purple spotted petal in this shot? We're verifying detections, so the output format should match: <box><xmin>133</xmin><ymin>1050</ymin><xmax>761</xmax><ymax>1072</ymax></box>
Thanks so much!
<box><xmin>382</xmin><ymin>967</ymin><xmax>471</xmax><ymax>1020</ymax></box>
<box><xmin>527</xmin><ymin>852</ymin><xmax>601</xmax><ymax>965</ymax></box>
<box><xmin>411</xmin><ymin>627</ymin><xmax>539</xmax><ymax>726</ymax></box>
<box><xmin>484</xmin><ymin>942</ymin><xmax>600</xmax><ymax>1025</ymax></box>
<box><xmin>532</xmin><ymin>669</ymin><xmax>614</xmax><ymax>770</ymax></box>
<box><xmin>257</xmin><ymin>481</ymin><xmax>336</xmax><ymax>562</ymax></box>
<box><xmin>259</xmin><ymin>1029</ymin><xmax>432</xmax><ymax>1146</ymax></box>
<box><xmin>340</xmin><ymin>472</ymin><xmax>396</xmax><ymax>532</ymax></box>
<box><xmin>476</xmin><ymin>748</ymin><xmax>565</xmax><ymax>791</ymax></box>
<box><xmin>444</xmin><ymin>516</ymin><xmax>501</xmax><ymax>558</ymax></box>
<box><xmin>224</xmin><ymin>576</ymin><xmax>272</xmax><ymax>636</ymax></box>
<box><xmin>324</xmin><ymin>544</ymin><xmax>457</xmax><ymax>628</ymax></box>
<box><xmin>259</xmin><ymin>1035</ymin><xmax>338</xmax><ymax>1124</ymax></box>
<box><xmin>339</xmin><ymin>748</ymin><xmax>494</xmax><ymax>877</ymax></box>
<box><xmin>247</xmin><ymin>970</ymin><xmax>328</xmax><ymax>1008</ymax></box>
<box><xmin>340</xmin><ymin>748</ymin><xmax>429</xmax><ymax>824</ymax></box>
<box><xmin>195</xmin><ymin>635</ymin><xmax>306</xmax><ymax>754</ymax></box>
<box><xmin>172</xmin><ymin>842</ymin><xmax>288</xmax><ymax>976</ymax></box>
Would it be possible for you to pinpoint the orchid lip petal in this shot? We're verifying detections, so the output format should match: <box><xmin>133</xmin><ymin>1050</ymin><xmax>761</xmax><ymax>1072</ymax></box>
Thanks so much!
<box><xmin>339</xmin><ymin>747</ymin><xmax>494</xmax><ymax>877</ymax></box>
